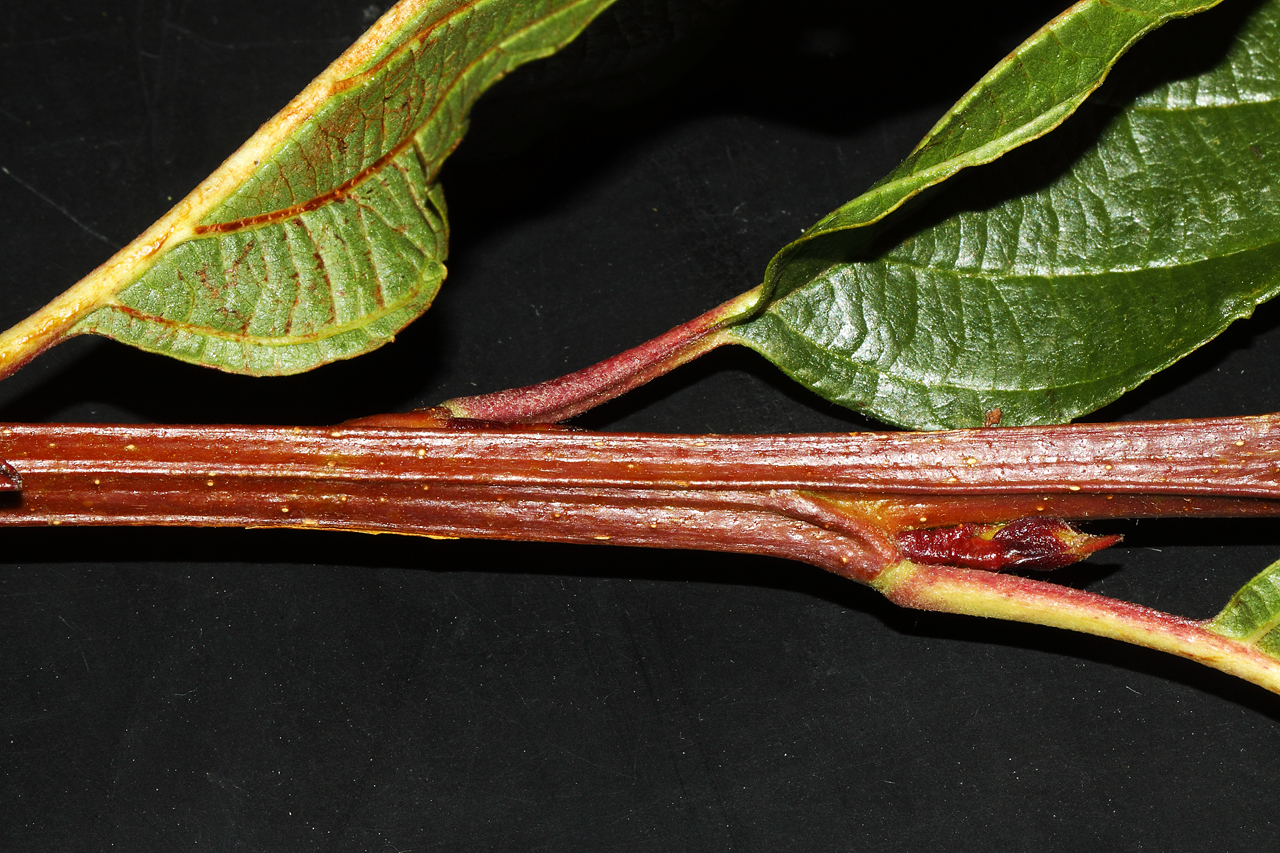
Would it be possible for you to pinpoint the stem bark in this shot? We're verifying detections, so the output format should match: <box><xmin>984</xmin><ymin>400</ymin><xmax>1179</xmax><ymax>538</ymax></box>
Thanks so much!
<box><xmin>3</xmin><ymin>413</ymin><xmax>1279</xmax><ymax>690</ymax></box>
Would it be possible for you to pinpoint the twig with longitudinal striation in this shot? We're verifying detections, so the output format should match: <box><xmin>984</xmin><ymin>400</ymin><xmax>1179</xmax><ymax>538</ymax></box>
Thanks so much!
<box><xmin>0</xmin><ymin>412</ymin><xmax>1278</xmax><ymax>691</ymax></box>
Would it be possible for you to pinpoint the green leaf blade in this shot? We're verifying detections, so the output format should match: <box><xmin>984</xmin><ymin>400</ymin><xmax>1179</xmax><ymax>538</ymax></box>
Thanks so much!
<box><xmin>735</xmin><ymin>0</ymin><xmax>1280</xmax><ymax>429</ymax></box>
<box><xmin>76</xmin><ymin>153</ymin><xmax>450</xmax><ymax>375</ymax></box>
<box><xmin>201</xmin><ymin>0</ymin><xmax>614</xmax><ymax>228</ymax></box>
<box><xmin>6</xmin><ymin>0</ymin><xmax>618</xmax><ymax>377</ymax></box>
<box><xmin>735</xmin><ymin>244</ymin><xmax>1280</xmax><ymax>428</ymax></box>
<box><xmin>1208</xmin><ymin>557</ymin><xmax>1280</xmax><ymax>658</ymax></box>
<box><xmin>785</xmin><ymin>0</ymin><xmax>1223</xmax><ymax>257</ymax></box>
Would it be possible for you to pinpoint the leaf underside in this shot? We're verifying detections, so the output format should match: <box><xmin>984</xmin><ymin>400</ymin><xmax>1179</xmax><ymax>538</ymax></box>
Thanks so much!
<box><xmin>1208</xmin><ymin>558</ymin><xmax>1280</xmax><ymax>659</ymax></box>
<box><xmin>732</xmin><ymin>0</ymin><xmax>1280</xmax><ymax>429</ymax></box>
<box><xmin>70</xmin><ymin>0</ymin><xmax>618</xmax><ymax>376</ymax></box>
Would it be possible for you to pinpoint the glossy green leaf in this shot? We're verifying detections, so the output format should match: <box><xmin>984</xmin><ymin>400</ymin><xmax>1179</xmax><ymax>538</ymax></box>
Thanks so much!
<box><xmin>788</xmin><ymin>0</ymin><xmax>1224</xmax><ymax>252</ymax></box>
<box><xmin>730</xmin><ymin>0</ymin><xmax>1280</xmax><ymax>430</ymax></box>
<box><xmin>0</xmin><ymin>0</ymin><xmax>618</xmax><ymax>377</ymax></box>
<box><xmin>1208</xmin><ymin>557</ymin><xmax>1280</xmax><ymax>660</ymax></box>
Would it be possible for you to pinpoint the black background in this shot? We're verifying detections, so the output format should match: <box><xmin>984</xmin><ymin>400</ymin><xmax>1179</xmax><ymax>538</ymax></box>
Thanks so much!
<box><xmin>3</xmin><ymin>1</ymin><xmax>1280</xmax><ymax>850</ymax></box>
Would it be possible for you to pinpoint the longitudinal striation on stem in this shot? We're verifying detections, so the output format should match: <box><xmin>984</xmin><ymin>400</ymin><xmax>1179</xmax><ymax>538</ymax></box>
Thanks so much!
<box><xmin>0</xmin><ymin>413</ymin><xmax>1275</xmax><ymax>571</ymax></box>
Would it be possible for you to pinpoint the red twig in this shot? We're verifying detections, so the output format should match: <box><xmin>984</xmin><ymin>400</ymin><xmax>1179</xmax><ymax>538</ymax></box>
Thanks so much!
<box><xmin>0</xmin><ymin>414</ymin><xmax>1275</xmax><ymax>582</ymax></box>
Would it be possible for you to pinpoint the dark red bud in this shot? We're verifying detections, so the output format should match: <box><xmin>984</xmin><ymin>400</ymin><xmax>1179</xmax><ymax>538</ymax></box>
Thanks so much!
<box><xmin>896</xmin><ymin>517</ymin><xmax>1121</xmax><ymax>571</ymax></box>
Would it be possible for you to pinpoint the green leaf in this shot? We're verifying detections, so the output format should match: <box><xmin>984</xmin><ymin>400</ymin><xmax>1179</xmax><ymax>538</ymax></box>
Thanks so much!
<box><xmin>729</xmin><ymin>0</ymin><xmax>1278</xmax><ymax>430</ymax></box>
<box><xmin>1207</xmin><ymin>557</ymin><xmax>1280</xmax><ymax>659</ymax></box>
<box><xmin>0</xmin><ymin>0</ymin><xmax>618</xmax><ymax>377</ymax></box>
<box><xmin>791</xmin><ymin>0</ymin><xmax>1225</xmax><ymax>252</ymax></box>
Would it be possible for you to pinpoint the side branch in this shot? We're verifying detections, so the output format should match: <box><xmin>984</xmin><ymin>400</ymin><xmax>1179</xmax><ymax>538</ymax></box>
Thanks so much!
<box><xmin>875</xmin><ymin>563</ymin><xmax>1280</xmax><ymax>694</ymax></box>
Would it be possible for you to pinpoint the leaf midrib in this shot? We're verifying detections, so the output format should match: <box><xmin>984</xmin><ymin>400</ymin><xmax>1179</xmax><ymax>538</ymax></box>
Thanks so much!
<box><xmin>853</xmin><ymin>236</ymin><xmax>1280</xmax><ymax>282</ymax></box>
<box><xmin>198</xmin><ymin>0</ymin><xmax>585</xmax><ymax>237</ymax></box>
<box><xmin>800</xmin><ymin>0</ymin><xmax>1226</xmax><ymax>243</ymax></box>
<box><xmin>803</xmin><ymin>108</ymin><xmax>1079</xmax><ymax>238</ymax></box>
<box><xmin>761</xmin><ymin>241</ymin><xmax>1280</xmax><ymax>397</ymax></box>
<box><xmin>99</xmin><ymin>264</ymin><xmax>439</xmax><ymax>348</ymax></box>
<box><xmin>761</xmin><ymin>309</ymin><xmax>1128</xmax><ymax>396</ymax></box>
<box><xmin>1244</xmin><ymin>607</ymin><xmax>1280</xmax><ymax>644</ymax></box>
<box><xmin>780</xmin><ymin>87</ymin><xmax>1280</xmax><ymax>291</ymax></box>
<box><xmin>1129</xmin><ymin>97</ymin><xmax>1280</xmax><ymax>112</ymax></box>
